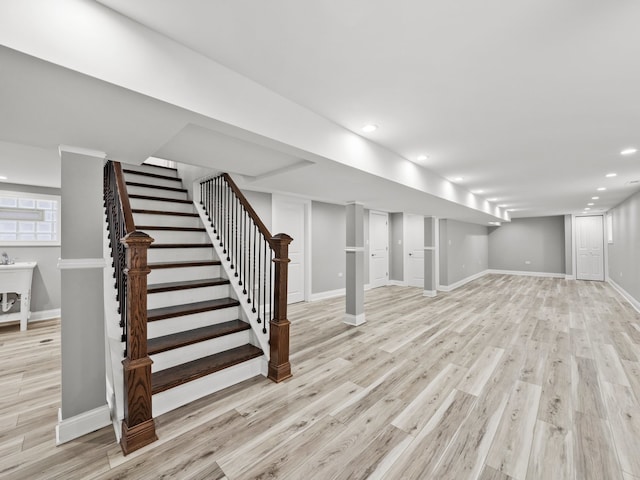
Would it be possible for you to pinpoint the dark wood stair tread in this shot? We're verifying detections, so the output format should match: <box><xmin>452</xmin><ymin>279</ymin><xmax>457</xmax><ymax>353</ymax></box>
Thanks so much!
<box><xmin>148</xmin><ymin>278</ymin><xmax>230</xmax><ymax>294</ymax></box>
<box><xmin>137</xmin><ymin>226</ymin><xmax>206</xmax><ymax>232</ymax></box>
<box><xmin>148</xmin><ymin>297</ymin><xmax>240</xmax><ymax>322</ymax></box>
<box><xmin>147</xmin><ymin>319</ymin><xmax>250</xmax><ymax>355</ymax></box>
<box><xmin>148</xmin><ymin>260</ymin><xmax>221</xmax><ymax>269</ymax></box>
<box><xmin>129</xmin><ymin>194</ymin><xmax>192</xmax><ymax>204</ymax></box>
<box><xmin>152</xmin><ymin>344</ymin><xmax>263</xmax><ymax>395</ymax></box>
<box><xmin>126</xmin><ymin>181</ymin><xmax>188</xmax><ymax>193</ymax></box>
<box><xmin>132</xmin><ymin>209</ymin><xmax>199</xmax><ymax>218</ymax></box>
<box><xmin>141</xmin><ymin>163</ymin><xmax>178</xmax><ymax>172</ymax></box>
<box><xmin>149</xmin><ymin>243</ymin><xmax>212</xmax><ymax>249</ymax></box>
<box><xmin>123</xmin><ymin>169</ymin><xmax>182</xmax><ymax>182</ymax></box>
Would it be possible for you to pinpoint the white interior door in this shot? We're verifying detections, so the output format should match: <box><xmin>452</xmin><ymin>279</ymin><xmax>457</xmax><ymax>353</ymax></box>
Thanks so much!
<box><xmin>405</xmin><ymin>214</ymin><xmax>424</xmax><ymax>288</ymax></box>
<box><xmin>576</xmin><ymin>215</ymin><xmax>604</xmax><ymax>281</ymax></box>
<box><xmin>369</xmin><ymin>211</ymin><xmax>389</xmax><ymax>288</ymax></box>
<box><xmin>272</xmin><ymin>196</ymin><xmax>307</xmax><ymax>303</ymax></box>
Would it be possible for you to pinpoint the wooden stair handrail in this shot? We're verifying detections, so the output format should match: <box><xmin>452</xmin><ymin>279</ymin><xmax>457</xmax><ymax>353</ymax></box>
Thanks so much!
<box><xmin>104</xmin><ymin>161</ymin><xmax>157</xmax><ymax>454</ymax></box>
<box><xmin>222</xmin><ymin>173</ymin><xmax>274</xmax><ymax>248</ymax></box>
<box><xmin>200</xmin><ymin>173</ymin><xmax>292</xmax><ymax>383</ymax></box>
<box><xmin>113</xmin><ymin>161</ymin><xmax>136</xmax><ymax>234</ymax></box>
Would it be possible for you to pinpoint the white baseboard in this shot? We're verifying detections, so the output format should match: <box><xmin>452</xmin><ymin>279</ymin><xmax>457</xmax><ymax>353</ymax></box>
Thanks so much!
<box><xmin>310</xmin><ymin>283</ymin><xmax>377</xmax><ymax>302</ymax></box>
<box><xmin>56</xmin><ymin>404</ymin><xmax>111</xmax><ymax>445</ymax></box>
<box><xmin>438</xmin><ymin>270</ymin><xmax>489</xmax><ymax>292</ymax></box>
<box><xmin>565</xmin><ymin>275</ymin><xmax>576</xmax><ymax>280</ymax></box>
<box><xmin>607</xmin><ymin>278</ymin><xmax>640</xmax><ymax>314</ymax></box>
<box><xmin>30</xmin><ymin>308</ymin><xmax>61</xmax><ymax>321</ymax></box>
<box><xmin>488</xmin><ymin>269</ymin><xmax>565</xmax><ymax>279</ymax></box>
<box><xmin>388</xmin><ymin>280</ymin><xmax>407</xmax><ymax>287</ymax></box>
<box><xmin>310</xmin><ymin>288</ymin><xmax>345</xmax><ymax>302</ymax></box>
<box><xmin>423</xmin><ymin>290</ymin><xmax>437</xmax><ymax>297</ymax></box>
<box><xmin>0</xmin><ymin>308</ymin><xmax>60</xmax><ymax>326</ymax></box>
<box><xmin>343</xmin><ymin>313</ymin><xmax>366</xmax><ymax>326</ymax></box>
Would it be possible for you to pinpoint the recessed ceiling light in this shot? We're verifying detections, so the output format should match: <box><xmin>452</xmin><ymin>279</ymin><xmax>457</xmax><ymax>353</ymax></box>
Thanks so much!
<box><xmin>585</xmin><ymin>207</ymin><xmax>591</xmax><ymax>211</ymax></box>
<box><xmin>453</xmin><ymin>177</ymin><xmax>464</xmax><ymax>182</ymax></box>
<box><xmin>487</xmin><ymin>198</ymin><xmax>498</xmax><ymax>202</ymax></box>
<box><xmin>0</xmin><ymin>176</ymin><xmax>6</xmax><ymax>180</ymax></box>
<box><xmin>416</xmin><ymin>154</ymin><xmax>428</xmax><ymax>161</ymax></box>
<box><xmin>605</xmin><ymin>173</ymin><xmax>617</xmax><ymax>178</ymax></box>
<box><xmin>587</xmin><ymin>203</ymin><xmax>594</xmax><ymax>206</ymax></box>
<box><xmin>597</xmin><ymin>187</ymin><xmax>606</xmax><ymax>191</ymax></box>
<box><xmin>621</xmin><ymin>148</ymin><xmax>637</xmax><ymax>156</ymax></box>
<box><xmin>474</xmin><ymin>189</ymin><xmax>484</xmax><ymax>194</ymax></box>
<box><xmin>498</xmin><ymin>204</ymin><xmax>507</xmax><ymax>208</ymax></box>
<box><xmin>361</xmin><ymin>124</ymin><xmax>378</xmax><ymax>133</ymax></box>
<box><xmin>592</xmin><ymin>196</ymin><xmax>599</xmax><ymax>200</ymax></box>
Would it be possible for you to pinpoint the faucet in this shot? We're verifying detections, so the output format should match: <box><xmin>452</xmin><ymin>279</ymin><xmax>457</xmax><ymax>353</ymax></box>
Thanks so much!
<box><xmin>1</xmin><ymin>252</ymin><xmax>8</xmax><ymax>265</ymax></box>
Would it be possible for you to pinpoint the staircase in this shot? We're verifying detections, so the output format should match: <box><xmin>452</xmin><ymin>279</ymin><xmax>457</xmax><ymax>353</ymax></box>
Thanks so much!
<box><xmin>121</xmin><ymin>163</ymin><xmax>264</xmax><ymax>417</ymax></box>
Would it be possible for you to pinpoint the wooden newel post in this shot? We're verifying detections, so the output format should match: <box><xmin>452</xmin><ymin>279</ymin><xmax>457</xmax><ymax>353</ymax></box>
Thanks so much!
<box><xmin>268</xmin><ymin>233</ymin><xmax>293</xmax><ymax>383</ymax></box>
<box><xmin>120</xmin><ymin>231</ymin><xmax>157</xmax><ymax>455</ymax></box>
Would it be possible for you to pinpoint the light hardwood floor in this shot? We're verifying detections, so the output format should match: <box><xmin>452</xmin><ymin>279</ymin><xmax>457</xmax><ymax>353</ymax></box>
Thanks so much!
<box><xmin>2</xmin><ymin>274</ymin><xmax>640</xmax><ymax>479</ymax></box>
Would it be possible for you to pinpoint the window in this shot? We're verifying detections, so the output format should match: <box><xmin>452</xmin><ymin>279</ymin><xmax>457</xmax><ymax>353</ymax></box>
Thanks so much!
<box><xmin>0</xmin><ymin>191</ymin><xmax>60</xmax><ymax>246</ymax></box>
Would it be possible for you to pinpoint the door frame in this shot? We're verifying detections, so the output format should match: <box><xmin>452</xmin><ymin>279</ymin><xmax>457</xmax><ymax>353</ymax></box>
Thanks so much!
<box><xmin>271</xmin><ymin>194</ymin><xmax>312</xmax><ymax>302</ymax></box>
<box><xmin>572</xmin><ymin>214</ymin><xmax>606</xmax><ymax>282</ymax></box>
<box><xmin>403</xmin><ymin>213</ymin><xmax>424</xmax><ymax>288</ymax></box>
<box><xmin>369</xmin><ymin>210</ymin><xmax>389</xmax><ymax>288</ymax></box>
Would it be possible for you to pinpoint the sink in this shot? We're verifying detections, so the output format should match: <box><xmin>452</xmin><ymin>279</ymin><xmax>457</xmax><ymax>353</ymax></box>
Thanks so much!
<box><xmin>0</xmin><ymin>261</ymin><xmax>37</xmax><ymax>330</ymax></box>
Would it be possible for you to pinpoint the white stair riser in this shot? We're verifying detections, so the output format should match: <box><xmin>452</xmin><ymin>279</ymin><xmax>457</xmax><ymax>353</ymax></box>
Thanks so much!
<box><xmin>122</xmin><ymin>163</ymin><xmax>178</xmax><ymax>178</ymax></box>
<box><xmin>129</xmin><ymin>198</ymin><xmax>194</xmax><ymax>214</ymax></box>
<box><xmin>147</xmin><ymin>284</ymin><xmax>230</xmax><ymax>310</ymax></box>
<box><xmin>151</xmin><ymin>330</ymin><xmax>253</xmax><ymax>373</ymax></box>
<box><xmin>127</xmin><ymin>185</ymin><xmax>188</xmax><ymax>201</ymax></box>
<box><xmin>141</xmin><ymin>230</ymin><xmax>209</xmax><ymax>244</ymax></box>
<box><xmin>147</xmin><ymin>306</ymin><xmax>239</xmax><ymax>338</ymax></box>
<box><xmin>133</xmin><ymin>213</ymin><xmax>201</xmax><ymax>228</ymax></box>
<box><xmin>148</xmin><ymin>265</ymin><xmax>221</xmax><ymax>284</ymax></box>
<box><xmin>148</xmin><ymin>247</ymin><xmax>215</xmax><ymax>264</ymax></box>
<box><xmin>124</xmin><ymin>172</ymin><xmax>182</xmax><ymax>189</ymax></box>
<box><xmin>152</xmin><ymin>356</ymin><xmax>263</xmax><ymax>417</ymax></box>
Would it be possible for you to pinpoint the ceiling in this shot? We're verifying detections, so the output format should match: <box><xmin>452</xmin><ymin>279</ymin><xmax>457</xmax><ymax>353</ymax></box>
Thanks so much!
<box><xmin>97</xmin><ymin>0</ymin><xmax>640</xmax><ymax>217</ymax></box>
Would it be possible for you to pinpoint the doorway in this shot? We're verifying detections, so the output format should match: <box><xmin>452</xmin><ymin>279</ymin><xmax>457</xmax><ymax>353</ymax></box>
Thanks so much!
<box><xmin>369</xmin><ymin>211</ymin><xmax>389</xmax><ymax>288</ymax></box>
<box><xmin>575</xmin><ymin>215</ymin><xmax>604</xmax><ymax>281</ymax></box>
<box><xmin>405</xmin><ymin>214</ymin><xmax>424</xmax><ymax>288</ymax></box>
<box><xmin>272</xmin><ymin>195</ymin><xmax>309</xmax><ymax>303</ymax></box>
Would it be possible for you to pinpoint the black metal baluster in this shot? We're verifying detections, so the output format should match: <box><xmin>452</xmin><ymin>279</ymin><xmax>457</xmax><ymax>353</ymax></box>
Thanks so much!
<box><xmin>252</xmin><ymin>224</ymin><xmax>257</xmax><ymax>314</ymax></box>
<box><xmin>229</xmin><ymin>188</ymin><xmax>235</xmax><ymax>270</ymax></box>
<box><xmin>263</xmin><ymin>240</ymin><xmax>267</xmax><ymax>334</ymax></box>
<box><xmin>242</xmin><ymin>209</ymin><xmax>247</xmax><ymax>293</ymax></box>
<box><xmin>224</xmin><ymin>184</ymin><xmax>231</xmax><ymax>262</ymax></box>
<box><xmin>234</xmin><ymin>197</ymin><xmax>239</xmax><ymax>277</ymax></box>
<box><xmin>269</xmin><ymin>247</ymin><xmax>273</xmax><ymax>332</ymax></box>
<box><xmin>247</xmin><ymin>219</ymin><xmax>252</xmax><ymax>302</ymax></box>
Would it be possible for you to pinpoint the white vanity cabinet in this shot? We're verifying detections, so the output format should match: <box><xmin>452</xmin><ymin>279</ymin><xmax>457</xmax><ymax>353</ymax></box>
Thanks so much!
<box><xmin>0</xmin><ymin>262</ymin><xmax>37</xmax><ymax>331</ymax></box>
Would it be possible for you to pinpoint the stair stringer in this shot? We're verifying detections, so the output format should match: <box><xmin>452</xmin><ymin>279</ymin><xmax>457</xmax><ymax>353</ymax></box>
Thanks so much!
<box><xmin>102</xmin><ymin>213</ymin><xmax>125</xmax><ymax>442</ymax></box>
<box><xmin>193</xmin><ymin>197</ymin><xmax>271</xmax><ymax>364</ymax></box>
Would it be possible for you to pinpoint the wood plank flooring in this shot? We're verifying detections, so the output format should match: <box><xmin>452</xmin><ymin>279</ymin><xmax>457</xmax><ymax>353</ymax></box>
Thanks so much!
<box><xmin>1</xmin><ymin>274</ymin><xmax>640</xmax><ymax>479</ymax></box>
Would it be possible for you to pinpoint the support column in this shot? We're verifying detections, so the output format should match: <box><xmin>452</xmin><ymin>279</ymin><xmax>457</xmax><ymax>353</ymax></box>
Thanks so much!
<box><xmin>56</xmin><ymin>146</ymin><xmax>110</xmax><ymax>445</ymax></box>
<box><xmin>345</xmin><ymin>202</ymin><xmax>366</xmax><ymax>326</ymax></box>
<box><xmin>423</xmin><ymin>216</ymin><xmax>438</xmax><ymax>297</ymax></box>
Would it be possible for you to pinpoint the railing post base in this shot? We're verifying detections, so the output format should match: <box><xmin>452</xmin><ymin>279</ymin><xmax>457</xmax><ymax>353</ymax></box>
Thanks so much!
<box><xmin>120</xmin><ymin>418</ymin><xmax>157</xmax><ymax>456</ymax></box>
<box><xmin>268</xmin><ymin>318</ymin><xmax>292</xmax><ymax>383</ymax></box>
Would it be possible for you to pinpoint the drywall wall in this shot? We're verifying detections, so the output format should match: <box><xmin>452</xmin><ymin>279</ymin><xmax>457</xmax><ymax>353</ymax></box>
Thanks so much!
<box><xmin>174</xmin><ymin>161</ymin><xmax>218</xmax><ymax>201</ymax></box>
<box><xmin>243</xmin><ymin>190</ymin><xmax>273</xmax><ymax>232</ymax></box>
<box><xmin>60</xmin><ymin>151</ymin><xmax>106</xmax><ymax>421</ymax></box>
<box><xmin>564</xmin><ymin>214</ymin><xmax>573</xmax><ymax>277</ymax></box>
<box><xmin>311</xmin><ymin>201</ymin><xmax>346</xmax><ymax>294</ymax></box>
<box><xmin>0</xmin><ymin>182</ymin><xmax>61</xmax><ymax>313</ymax></box>
<box><xmin>489</xmin><ymin>216</ymin><xmax>565</xmax><ymax>274</ymax></box>
<box><xmin>390</xmin><ymin>213</ymin><xmax>404</xmax><ymax>282</ymax></box>
<box><xmin>607</xmin><ymin>190</ymin><xmax>640</xmax><ymax>304</ymax></box>
<box><xmin>439</xmin><ymin>219</ymin><xmax>489</xmax><ymax>286</ymax></box>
